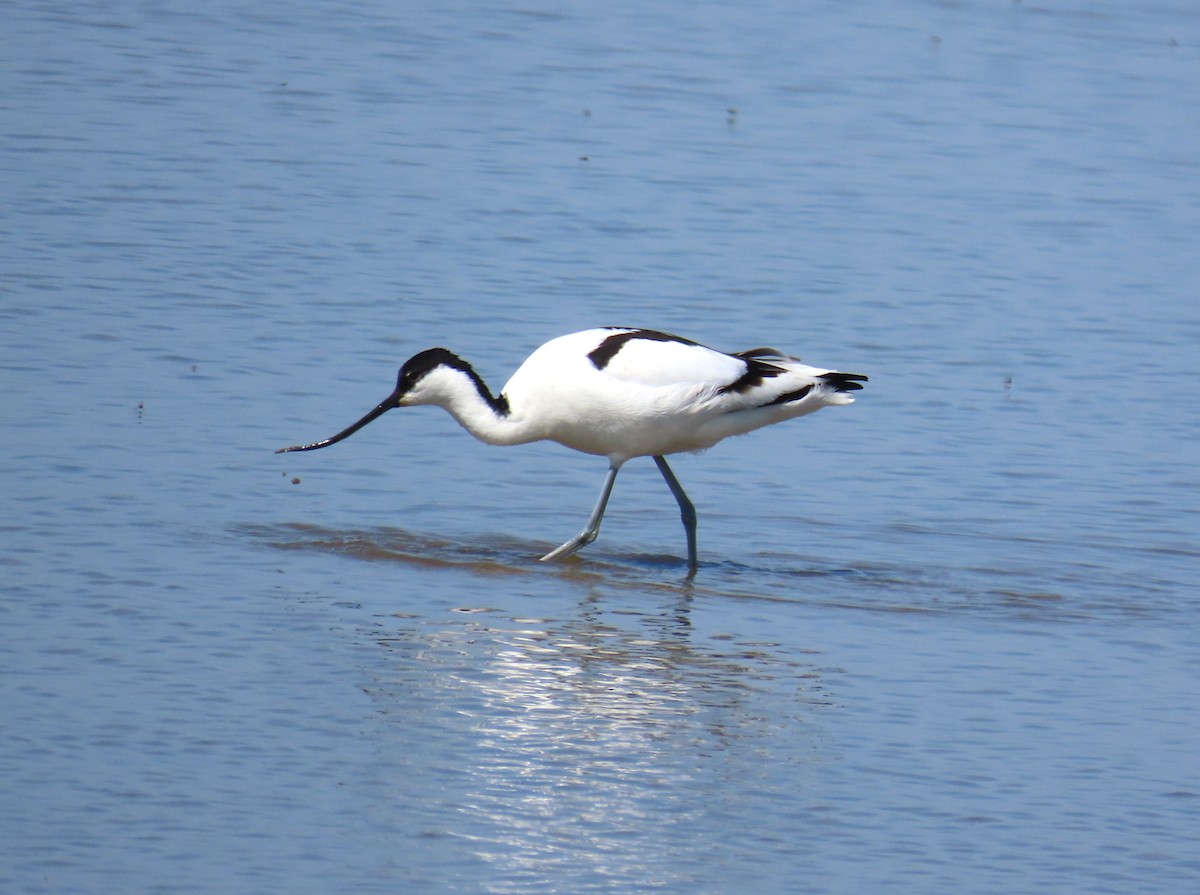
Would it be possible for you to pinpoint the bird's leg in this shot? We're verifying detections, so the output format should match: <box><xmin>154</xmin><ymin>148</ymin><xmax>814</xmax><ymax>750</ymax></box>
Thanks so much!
<box><xmin>653</xmin><ymin>455</ymin><xmax>698</xmax><ymax>576</ymax></box>
<box><xmin>540</xmin><ymin>463</ymin><xmax>620</xmax><ymax>563</ymax></box>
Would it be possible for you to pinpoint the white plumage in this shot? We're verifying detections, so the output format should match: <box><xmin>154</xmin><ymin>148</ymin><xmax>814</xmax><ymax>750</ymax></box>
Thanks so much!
<box><xmin>278</xmin><ymin>327</ymin><xmax>866</xmax><ymax>575</ymax></box>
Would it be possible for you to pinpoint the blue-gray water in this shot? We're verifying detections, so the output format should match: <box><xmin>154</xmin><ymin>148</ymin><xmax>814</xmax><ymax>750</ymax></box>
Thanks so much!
<box><xmin>3</xmin><ymin>1</ymin><xmax>1199</xmax><ymax>893</ymax></box>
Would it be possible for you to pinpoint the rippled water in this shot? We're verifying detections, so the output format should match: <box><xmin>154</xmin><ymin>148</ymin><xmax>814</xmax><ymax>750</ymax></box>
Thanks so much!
<box><xmin>3</xmin><ymin>1</ymin><xmax>1199</xmax><ymax>893</ymax></box>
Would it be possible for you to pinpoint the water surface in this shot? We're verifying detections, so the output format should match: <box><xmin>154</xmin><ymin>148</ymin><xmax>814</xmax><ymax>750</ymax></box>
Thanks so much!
<box><xmin>3</xmin><ymin>2</ymin><xmax>1199</xmax><ymax>893</ymax></box>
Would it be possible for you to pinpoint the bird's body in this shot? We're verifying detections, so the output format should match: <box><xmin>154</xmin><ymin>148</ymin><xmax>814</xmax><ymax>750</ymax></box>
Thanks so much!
<box><xmin>278</xmin><ymin>327</ymin><xmax>866</xmax><ymax>574</ymax></box>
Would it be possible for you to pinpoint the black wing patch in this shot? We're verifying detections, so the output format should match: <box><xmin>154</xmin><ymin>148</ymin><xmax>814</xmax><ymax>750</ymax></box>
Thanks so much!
<box><xmin>762</xmin><ymin>384</ymin><xmax>814</xmax><ymax>406</ymax></box>
<box><xmin>587</xmin><ymin>328</ymin><xmax>701</xmax><ymax>370</ymax></box>
<box><xmin>718</xmin><ymin>357</ymin><xmax>787</xmax><ymax>394</ymax></box>
<box><xmin>588</xmin><ymin>329</ymin><xmax>794</xmax><ymax>395</ymax></box>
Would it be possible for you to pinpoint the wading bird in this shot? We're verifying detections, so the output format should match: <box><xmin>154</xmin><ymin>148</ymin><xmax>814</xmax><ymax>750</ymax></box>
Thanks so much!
<box><xmin>277</xmin><ymin>327</ymin><xmax>866</xmax><ymax>575</ymax></box>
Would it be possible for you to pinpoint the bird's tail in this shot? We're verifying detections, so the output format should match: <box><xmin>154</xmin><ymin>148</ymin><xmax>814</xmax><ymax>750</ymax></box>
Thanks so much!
<box><xmin>819</xmin><ymin>371</ymin><xmax>868</xmax><ymax>404</ymax></box>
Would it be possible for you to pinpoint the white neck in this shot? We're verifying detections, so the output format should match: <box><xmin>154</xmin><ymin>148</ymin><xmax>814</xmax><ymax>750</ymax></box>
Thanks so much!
<box><xmin>407</xmin><ymin>364</ymin><xmax>539</xmax><ymax>447</ymax></box>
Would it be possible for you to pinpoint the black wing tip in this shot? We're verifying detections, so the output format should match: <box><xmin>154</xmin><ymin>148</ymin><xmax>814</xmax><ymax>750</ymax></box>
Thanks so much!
<box><xmin>820</xmin><ymin>371</ymin><xmax>868</xmax><ymax>392</ymax></box>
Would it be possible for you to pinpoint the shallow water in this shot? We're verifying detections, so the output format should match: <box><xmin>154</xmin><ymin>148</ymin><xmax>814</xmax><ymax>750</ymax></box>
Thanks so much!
<box><xmin>3</xmin><ymin>1</ymin><xmax>1199</xmax><ymax>893</ymax></box>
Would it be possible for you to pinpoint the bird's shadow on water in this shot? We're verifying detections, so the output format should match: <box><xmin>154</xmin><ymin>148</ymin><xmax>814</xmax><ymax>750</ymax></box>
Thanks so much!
<box><xmin>237</xmin><ymin>521</ymin><xmax>916</xmax><ymax>609</ymax></box>
<box><xmin>240</xmin><ymin>521</ymin><xmax>699</xmax><ymax>587</ymax></box>
<box><xmin>244</xmin><ymin>521</ymin><xmax>535</xmax><ymax>576</ymax></box>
